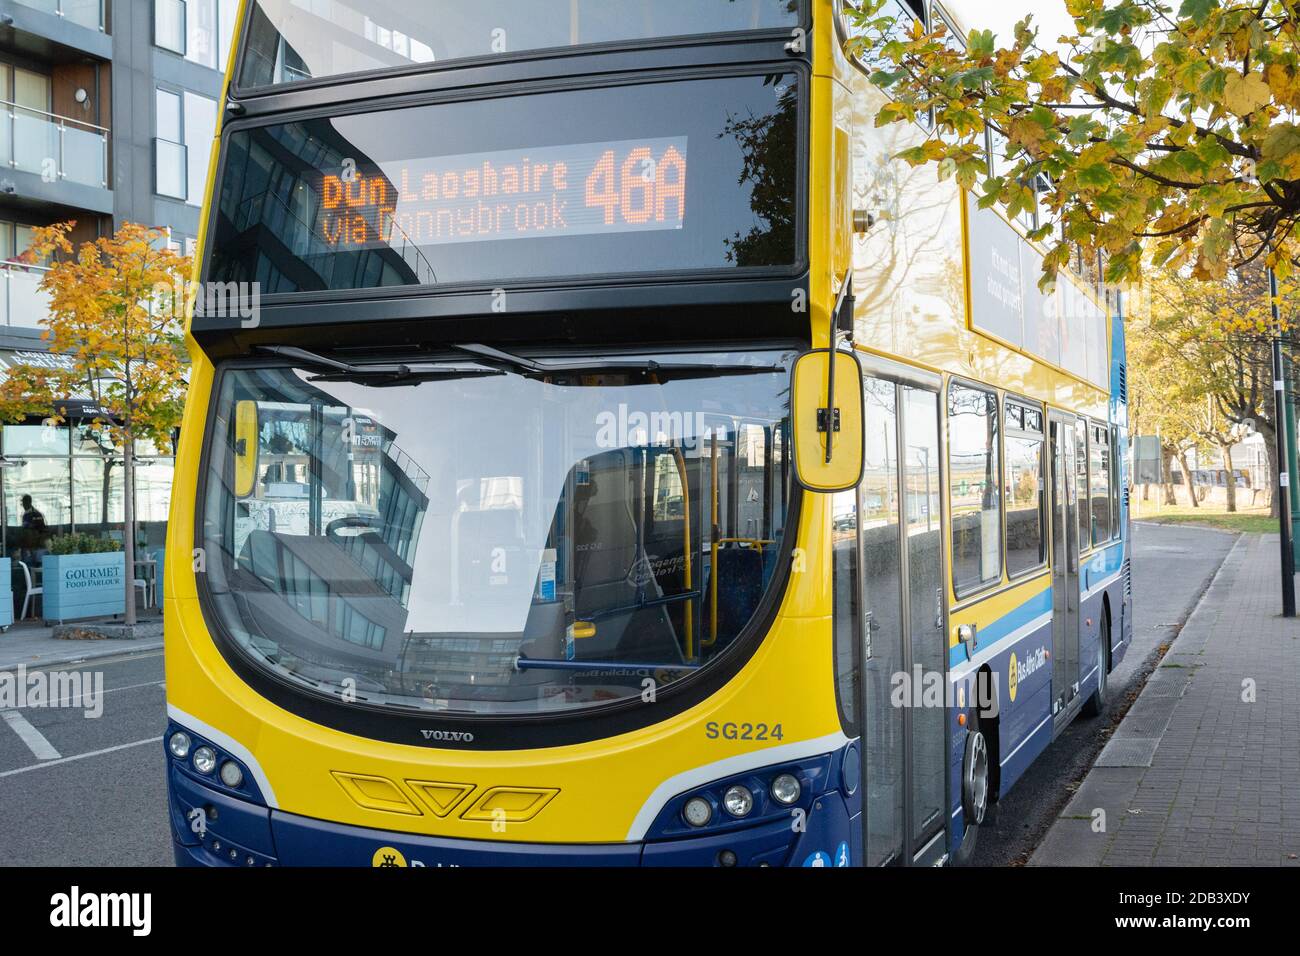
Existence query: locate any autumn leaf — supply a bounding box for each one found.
[1222,71,1271,116]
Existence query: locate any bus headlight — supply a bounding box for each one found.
[770,773,801,806]
[723,785,754,818]
[682,797,713,827]
[219,761,244,788]
[168,731,191,759]
[193,746,217,775]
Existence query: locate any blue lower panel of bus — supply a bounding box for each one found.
[169,752,856,867]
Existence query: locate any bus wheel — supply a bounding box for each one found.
[953,719,989,865]
[961,722,990,827]
[1082,611,1111,717]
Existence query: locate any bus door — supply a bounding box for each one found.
[856,367,948,867]
[1049,412,1082,725]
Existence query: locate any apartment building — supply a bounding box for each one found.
[0,0,235,567]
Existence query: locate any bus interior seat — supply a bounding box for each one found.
[705,545,764,652]
[572,463,684,666]
[761,532,782,585]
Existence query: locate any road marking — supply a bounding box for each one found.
[47,679,165,709]
[1,710,61,760]
[0,650,164,675]
[0,736,156,779]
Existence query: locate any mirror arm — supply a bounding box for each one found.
[833,270,855,343]
[819,271,856,464]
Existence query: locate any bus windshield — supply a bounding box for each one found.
[240,0,802,89]
[200,347,795,717]
[205,73,799,297]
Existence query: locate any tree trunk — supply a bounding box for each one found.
[101,458,113,527]
[1177,452,1199,508]
[123,439,136,627]
[1259,421,1281,519]
[1162,449,1178,505]
[1221,442,1237,513]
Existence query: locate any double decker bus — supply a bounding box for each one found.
[163,0,1131,868]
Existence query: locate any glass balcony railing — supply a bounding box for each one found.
[10,0,105,32]
[0,101,108,188]
[0,263,54,330]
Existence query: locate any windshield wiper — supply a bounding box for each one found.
[258,345,506,385]
[451,343,787,378]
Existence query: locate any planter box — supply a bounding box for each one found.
[42,552,127,624]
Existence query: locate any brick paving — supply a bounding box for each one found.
[1032,533,1300,866]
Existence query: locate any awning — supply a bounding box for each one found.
[55,398,115,422]
[0,349,113,422]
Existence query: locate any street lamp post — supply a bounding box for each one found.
[1268,268,1296,618]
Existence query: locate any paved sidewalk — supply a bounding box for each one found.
[0,619,162,671]
[1032,533,1300,866]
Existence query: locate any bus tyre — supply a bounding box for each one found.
[1082,613,1110,717]
[953,719,989,865]
[961,723,989,827]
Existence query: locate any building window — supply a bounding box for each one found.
[186,0,218,69]
[154,88,186,200]
[156,0,187,55]
[948,381,1001,595]
[155,89,215,206]
[183,92,217,206]
[1005,400,1046,577]
[219,0,239,70]
[1090,423,1112,544]
[156,0,238,70]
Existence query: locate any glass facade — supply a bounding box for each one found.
[0,421,176,562]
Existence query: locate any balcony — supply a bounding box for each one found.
[0,262,53,330]
[1,101,108,189]
[9,0,104,33]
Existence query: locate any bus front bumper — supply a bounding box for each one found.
[169,764,854,868]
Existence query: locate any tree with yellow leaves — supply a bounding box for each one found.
[848,0,1300,284]
[0,222,190,627]
[1129,264,1296,514]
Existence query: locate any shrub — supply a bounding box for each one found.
[47,533,123,555]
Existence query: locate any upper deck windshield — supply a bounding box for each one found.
[205,73,800,297]
[239,0,801,90]
[200,347,795,718]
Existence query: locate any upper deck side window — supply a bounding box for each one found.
[237,0,802,92]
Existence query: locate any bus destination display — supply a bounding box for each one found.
[317,137,688,249]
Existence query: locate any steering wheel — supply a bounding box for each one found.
[325,515,379,538]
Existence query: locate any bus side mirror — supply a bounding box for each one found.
[791,349,864,493]
[233,400,259,499]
